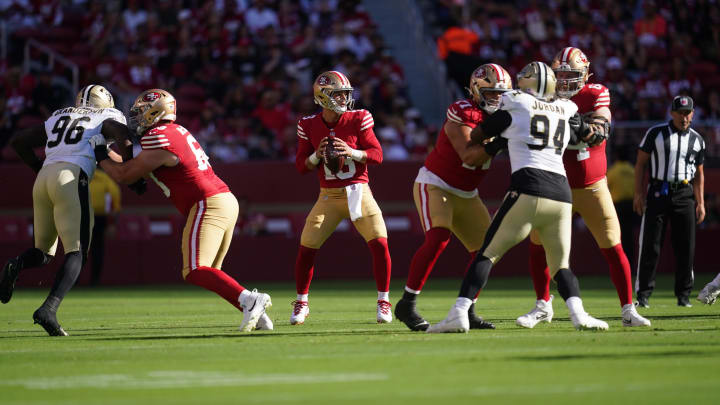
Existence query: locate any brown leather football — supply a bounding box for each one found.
[324,137,343,174]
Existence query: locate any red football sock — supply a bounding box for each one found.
[463,251,482,299]
[601,244,633,307]
[368,237,391,292]
[185,266,246,310]
[406,227,451,292]
[529,242,551,301]
[295,245,317,295]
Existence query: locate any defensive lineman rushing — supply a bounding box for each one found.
[90,89,272,332]
[394,64,510,331]
[292,71,392,325]
[0,85,134,336]
[428,61,609,333]
[516,47,650,328]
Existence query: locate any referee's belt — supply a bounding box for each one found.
[650,179,690,191]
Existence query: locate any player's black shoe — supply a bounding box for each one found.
[468,303,495,329]
[0,257,20,304]
[33,307,68,337]
[395,298,429,331]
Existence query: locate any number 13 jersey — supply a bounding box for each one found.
[43,106,126,178]
[140,123,229,216]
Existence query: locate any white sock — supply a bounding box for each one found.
[297,294,308,302]
[455,297,473,312]
[378,291,389,301]
[239,289,252,306]
[565,296,586,317]
[711,273,720,287]
[404,286,420,294]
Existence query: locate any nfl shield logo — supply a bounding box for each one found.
[681,98,688,106]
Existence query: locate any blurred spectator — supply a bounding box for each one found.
[88,169,121,286]
[607,147,640,268]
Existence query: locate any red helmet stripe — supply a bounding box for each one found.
[329,71,349,87]
[562,47,576,63]
[490,64,504,82]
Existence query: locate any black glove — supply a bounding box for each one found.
[483,136,508,156]
[128,178,147,195]
[93,145,109,163]
[568,113,591,145]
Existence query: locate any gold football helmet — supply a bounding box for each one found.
[313,71,354,114]
[517,61,556,101]
[551,47,591,98]
[76,84,114,108]
[468,63,512,113]
[129,89,177,135]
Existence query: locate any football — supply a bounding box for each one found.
[324,137,343,174]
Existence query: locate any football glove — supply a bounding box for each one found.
[483,136,508,156]
[128,178,147,195]
[582,115,610,147]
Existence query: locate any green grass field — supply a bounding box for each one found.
[1,275,719,404]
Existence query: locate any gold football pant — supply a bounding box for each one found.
[413,182,491,252]
[32,162,93,257]
[300,183,387,249]
[530,177,621,248]
[181,192,239,278]
[483,192,572,275]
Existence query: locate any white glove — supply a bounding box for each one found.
[89,134,107,149]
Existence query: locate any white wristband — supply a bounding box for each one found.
[308,153,321,166]
[350,148,364,161]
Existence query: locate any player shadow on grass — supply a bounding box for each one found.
[85,329,405,341]
[514,348,719,362]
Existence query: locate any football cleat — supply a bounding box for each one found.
[622,304,651,327]
[677,297,692,307]
[255,312,274,331]
[468,303,495,329]
[377,300,393,323]
[570,312,609,331]
[394,298,429,331]
[0,257,21,304]
[32,307,68,336]
[697,283,720,305]
[290,300,309,325]
[238,289,272,332]
[516,295,554,328]
[426,306,469,333]
[634,296,650,308]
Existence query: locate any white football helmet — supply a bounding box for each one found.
[76,84,114,109]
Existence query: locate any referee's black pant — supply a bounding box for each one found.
[636,181,695,301]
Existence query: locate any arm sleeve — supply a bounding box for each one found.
[357,111,383,164]
[638,128,655,153]
[696,138,706,166]
[480,110,512,139]
[294,121,315,174]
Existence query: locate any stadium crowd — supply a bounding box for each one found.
[1,0,720,164]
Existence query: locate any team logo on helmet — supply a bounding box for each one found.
[474,68,488,80]
[143,92,161,102]
[317,76,330,86]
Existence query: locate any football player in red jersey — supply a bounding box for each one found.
[291,71,392,325]
[394,64,511,331]
[89,89,273,332]
[516,47,651,328]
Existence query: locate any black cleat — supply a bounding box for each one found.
[468,303,495,329]
[394,298,429,331]
[33,307,68,336]
[0,257,20,304]
[677,297,692,307]
[635,296,650,308]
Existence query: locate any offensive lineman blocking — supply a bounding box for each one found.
[428,62,608,333]
[91,89,272,332]
[394,64,510,331]
[516,47,650,328]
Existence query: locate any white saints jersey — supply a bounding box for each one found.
[499,91,578,176]
[43,106,126,178]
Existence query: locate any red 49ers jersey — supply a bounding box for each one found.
[563,83,611,188]
[140,123,230,216]
[295,109,383,188]
[424,99,489,192]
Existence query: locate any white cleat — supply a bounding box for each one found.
[697,283,720,305]
[516,295,554,328]
[377,300,393,323]
[622,304,651,327]
[290,300,309,325]
[426,306,469,333]
[239,289,272,332]
[255,312,274,330]
[571,312,609,331]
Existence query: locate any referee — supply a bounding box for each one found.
[633,95,706,308]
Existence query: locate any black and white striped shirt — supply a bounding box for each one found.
[639,121,705,182]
